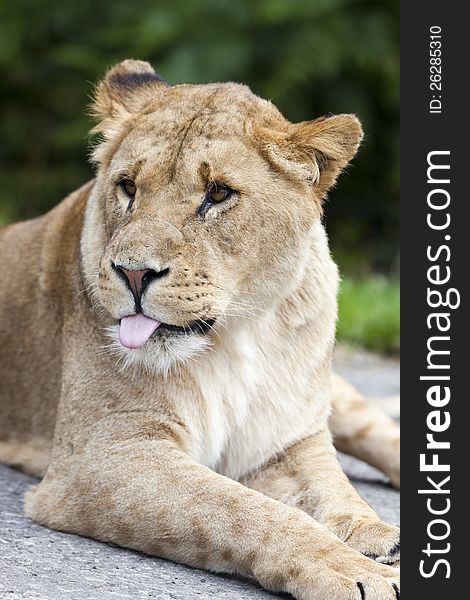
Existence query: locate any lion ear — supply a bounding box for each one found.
[91,59,168,132]
[255,114,363,199]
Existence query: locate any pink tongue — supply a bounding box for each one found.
[119,315,161,349]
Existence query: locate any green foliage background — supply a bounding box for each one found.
[0,0,399,350]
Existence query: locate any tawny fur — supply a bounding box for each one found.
[0,60,400,600]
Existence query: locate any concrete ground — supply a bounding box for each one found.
[0,346,400,600]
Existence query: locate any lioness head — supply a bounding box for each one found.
[81,60,362,374]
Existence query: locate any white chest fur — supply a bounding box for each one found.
[184,317,332,481]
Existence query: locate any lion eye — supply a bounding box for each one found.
[198,182,236,217]
[208,183,232,203]
[119,179,136,198]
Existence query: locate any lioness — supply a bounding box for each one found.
[0,60,400,599]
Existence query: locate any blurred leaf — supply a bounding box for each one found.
[338,276,400,353]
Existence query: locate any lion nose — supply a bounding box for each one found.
[113,264,170,311]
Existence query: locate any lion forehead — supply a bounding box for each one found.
[120,83,280,150]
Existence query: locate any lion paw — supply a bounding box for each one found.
[344,519,400,566]
[282,544,400,600]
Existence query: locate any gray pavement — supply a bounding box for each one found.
[0,347,400,600]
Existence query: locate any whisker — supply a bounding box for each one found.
[199,319,222,343]
[222,302,276,325]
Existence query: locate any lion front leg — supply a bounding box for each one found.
[243,428,400,567]
[25,429,399,600]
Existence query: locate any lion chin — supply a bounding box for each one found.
[104,324,212,376]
